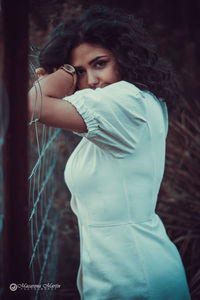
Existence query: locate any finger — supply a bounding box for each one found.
[35,67,47,76]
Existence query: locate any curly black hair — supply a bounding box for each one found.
[39,5,183,112]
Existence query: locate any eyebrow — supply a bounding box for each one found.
[74,55,109,69]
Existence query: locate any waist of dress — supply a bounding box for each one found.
[78,215,160,228]
[91,220,154,227]
[70,195,160,227]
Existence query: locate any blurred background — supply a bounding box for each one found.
[0,0,200,299]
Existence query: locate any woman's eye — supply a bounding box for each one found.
[95,60,108,68]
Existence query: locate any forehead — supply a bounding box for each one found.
[70,43,113,66]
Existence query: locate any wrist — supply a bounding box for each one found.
[59,64,77,87]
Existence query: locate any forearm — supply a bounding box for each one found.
[28,68,76,121]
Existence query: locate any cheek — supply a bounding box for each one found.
[76,76,86,90]
[113,64,121,81]
[113,69,121,81]
[107,67,120,83]
[106,63,121,82]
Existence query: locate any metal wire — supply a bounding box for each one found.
[28,47,61,300]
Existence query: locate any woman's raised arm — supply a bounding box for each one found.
[28,69,87,132]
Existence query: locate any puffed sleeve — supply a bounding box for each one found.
[63,81,148,158]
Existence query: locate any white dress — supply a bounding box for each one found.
[63,81,191,300]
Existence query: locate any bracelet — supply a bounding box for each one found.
[59,64,77,86]
[59,64,76,74]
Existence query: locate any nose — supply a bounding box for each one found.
[87,70,99,89]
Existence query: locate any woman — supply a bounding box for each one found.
[28,5,191,300]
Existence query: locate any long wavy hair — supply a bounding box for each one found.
[39,5,183,112]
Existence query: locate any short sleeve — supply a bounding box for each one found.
[63,81,147,158]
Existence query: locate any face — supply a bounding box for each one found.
[70,43,121,90]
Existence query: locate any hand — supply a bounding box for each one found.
[30,66,76,100]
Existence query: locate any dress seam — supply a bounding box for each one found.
[87,217,155,228]
[119,159,131,222]
[145,108,156,208]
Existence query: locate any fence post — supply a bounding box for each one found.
[1,0,30,299]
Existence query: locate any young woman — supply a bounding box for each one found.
[28,6,191,300]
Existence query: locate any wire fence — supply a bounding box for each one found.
[27,49,61,300]
[0,49,62,300]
